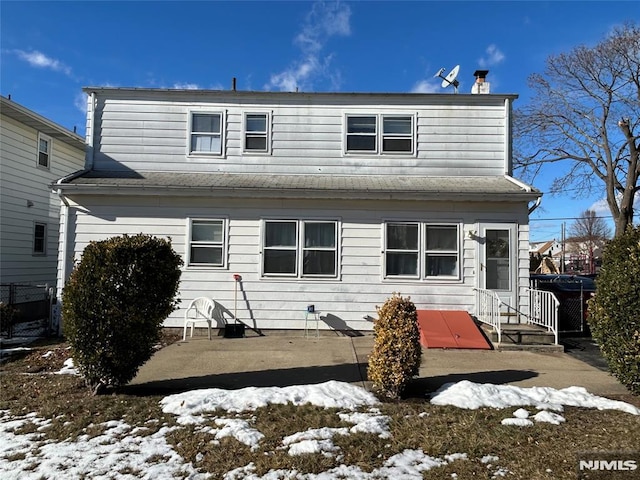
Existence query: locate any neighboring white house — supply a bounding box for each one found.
[529,239,562,258]
[0,96,85,289]
[54,82,541,332]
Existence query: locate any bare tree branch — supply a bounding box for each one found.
[514,22,640,237]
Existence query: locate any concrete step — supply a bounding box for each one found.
[480,323,563,352]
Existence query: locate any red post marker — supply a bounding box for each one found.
[233,274,242,281]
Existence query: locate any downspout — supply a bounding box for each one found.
[504,97,513,175]
[85,91,96,170]
[528,197,542,214]
[55,183,70,337]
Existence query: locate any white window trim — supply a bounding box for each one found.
[186,217,228,268]
[37,133,51,169]
[187,110,226,157]
[382,221,461,281]
[243,111,272,154]
[344,113,416,156]
[33,222,47,256]
[261,218,340,279]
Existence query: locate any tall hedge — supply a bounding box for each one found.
[368,293,422,399]
[62,234,183,394]
[587,226,640,395]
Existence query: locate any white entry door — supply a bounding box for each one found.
[478,223,517,310]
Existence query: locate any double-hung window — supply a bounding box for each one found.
[37,133,51,168]
[263,220,338,278]
[346,116,377,152]
[190,112,223,155]
[382,116,413,153]
[188,219,226,267]
[384,222,460,279]
[345,114,414,154]
[424,225,459,277]
[244,113,270,152]
[33,222,47,255]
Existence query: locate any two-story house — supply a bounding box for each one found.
[54,82,541,333]
[1,96,85,289]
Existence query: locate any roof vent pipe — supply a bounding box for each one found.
[232,77,237,91]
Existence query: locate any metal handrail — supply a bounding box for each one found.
[473,287,502,344]
[526,287,559,345]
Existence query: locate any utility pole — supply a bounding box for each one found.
[561,222,566,273]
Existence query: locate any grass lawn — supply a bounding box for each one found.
[1,336,639,479]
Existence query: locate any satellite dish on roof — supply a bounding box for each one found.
[434,65,460,93]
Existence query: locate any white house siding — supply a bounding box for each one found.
[0,114,84,288]
[90,92,508,177]
[60,194,530,331]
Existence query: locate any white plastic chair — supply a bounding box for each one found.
[183,297,215,341]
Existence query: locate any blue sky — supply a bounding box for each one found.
[1,1,638,241]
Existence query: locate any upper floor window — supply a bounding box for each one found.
[346,116,377,152]
[188,218,226,267]
[37,133,51,168]
[190,112,223,155]
[33,222,47,255]
[384,222,460,279]
[345,114,414,155]
[244,113,270,153]
[262,220,338,278]
[382,116,413,153]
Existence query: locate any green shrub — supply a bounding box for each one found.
[62,234,183,394]
[587,226,640,395]
[367,293,422,399]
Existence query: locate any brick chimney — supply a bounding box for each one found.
[471,70,490,94]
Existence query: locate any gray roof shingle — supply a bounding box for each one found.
[58,170,541,201]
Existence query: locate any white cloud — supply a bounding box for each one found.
[172,83,200,90]
[74,92,87,115]
[478,44,505,68]
[13,49,73,76]
[589,192,640,216]
[266,1,351,92]
[411,79,441,94]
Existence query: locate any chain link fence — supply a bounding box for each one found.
[529,276,594,334]
[0,283,53,339]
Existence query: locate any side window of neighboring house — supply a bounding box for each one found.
[384,222,460,279]
[345,114,414,155]
[33,222,47,255]
[189,112,224,155]
[37,133,51,168]
[262,220,338,278]
[188,218,227,267]
[244,112,270,153]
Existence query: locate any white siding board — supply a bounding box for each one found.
[89,92,510,176]
[60,194,529,330]
[1,112,84,288]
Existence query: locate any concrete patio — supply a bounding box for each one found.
[127,332,631,398]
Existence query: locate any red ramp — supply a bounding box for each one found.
[417,310,491,349]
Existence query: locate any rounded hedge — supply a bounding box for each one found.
[62,234,183,393]
[587,226,640,395]
[367,293,422,399]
